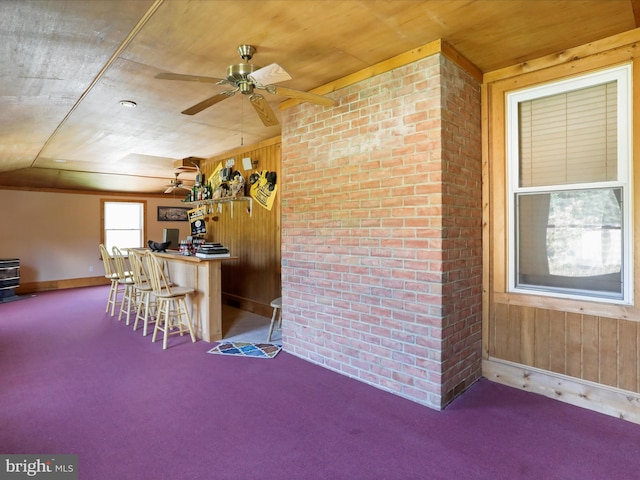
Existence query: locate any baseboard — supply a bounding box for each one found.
[16,279,274,318]
[483,358,640,424]
[17,276,110,294]
[222,293,272,318]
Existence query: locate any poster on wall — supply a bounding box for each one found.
[157,206,189,222]
[207,162,224,192]
[249,170,277,211]
[188,207,207,236]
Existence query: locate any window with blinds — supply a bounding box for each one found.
[507,65,631,303]
[518,82,617,187]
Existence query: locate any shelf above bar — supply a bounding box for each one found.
[183,196,253,218]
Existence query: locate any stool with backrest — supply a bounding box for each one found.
[268,296,282,342]
[112,246,136,325]
[127,249,156,336]
[99,244,120,316]
[146,251,197,350]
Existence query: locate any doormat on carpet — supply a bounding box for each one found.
[207,341,282,359]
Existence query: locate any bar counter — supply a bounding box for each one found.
[153,251,236,342]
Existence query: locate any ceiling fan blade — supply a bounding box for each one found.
[181,90,236,115]
[164,185,175,194]
[155,72,225,84]
[268,85,334,106]
[249,63,292,86]
[249,94,279,126]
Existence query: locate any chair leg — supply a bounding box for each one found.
[118,284,134,324]
[268,306,280,342]
[152,299,167,347]
[152,297,195,349]
[106,280,117,314]
[141,293,156,337]
[162,301,171,350]
[133,291,147,332]
[179,298,197,343]
[110,281,122,317]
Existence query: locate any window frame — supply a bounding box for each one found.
[100,199,147,254]
[506,64,633,304]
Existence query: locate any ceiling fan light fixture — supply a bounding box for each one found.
[119,100,137,108]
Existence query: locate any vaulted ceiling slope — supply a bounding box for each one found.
[0,0,637,194]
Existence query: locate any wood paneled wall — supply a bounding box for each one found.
[199,136,281,316]
[489,303,639,392]
[484,30,640,404]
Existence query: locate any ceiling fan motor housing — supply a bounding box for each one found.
[227,63,259,94]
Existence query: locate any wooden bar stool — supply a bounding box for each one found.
[112,246,136,325]
[99,244,120,316]
[268,297,282,342]
[146,252,197,350]
[127,249,156,336]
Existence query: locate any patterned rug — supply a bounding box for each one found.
[207,341,282,359]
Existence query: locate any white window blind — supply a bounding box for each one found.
[518,81,617,187]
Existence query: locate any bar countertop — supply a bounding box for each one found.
[153,250,238,263]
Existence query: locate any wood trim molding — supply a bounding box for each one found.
[631,0,640,28]
[483,358,640,424]
[17,276,110,294]
[279,38,482,110]
[492,292,640,322]
[222,292,273,318]
[484,27,640,84]
[0,185,168,198]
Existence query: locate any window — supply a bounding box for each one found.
[101,200,146,252]
[507,65,632,303]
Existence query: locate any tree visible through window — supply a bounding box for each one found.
[546,189,621,278]
[101,200,145,252]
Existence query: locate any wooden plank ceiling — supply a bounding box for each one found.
[0,0,637,194]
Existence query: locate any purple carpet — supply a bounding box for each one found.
[1,286,639,479]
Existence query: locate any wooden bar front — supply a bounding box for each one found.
[154,251,234,343]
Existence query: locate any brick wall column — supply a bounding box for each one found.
[280,53,482,409]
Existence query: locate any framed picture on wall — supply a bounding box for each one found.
[157,206,190,222]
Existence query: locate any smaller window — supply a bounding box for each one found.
[101,200,146,252]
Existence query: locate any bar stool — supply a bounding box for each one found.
[146,251,197,350]
[112,246,136,325]
[127,249,156,336]
[268,296,282,342]
[99,244,120,315]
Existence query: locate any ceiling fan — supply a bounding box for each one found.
[164,172,190,194]
[155,45,334,126]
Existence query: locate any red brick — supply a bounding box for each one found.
[281,53,481,410]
